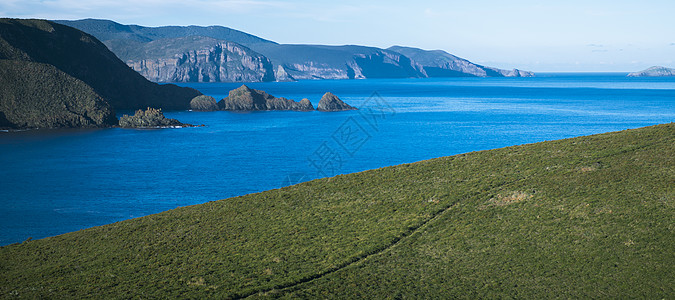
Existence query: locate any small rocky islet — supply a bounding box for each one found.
[119,108,196,128]
[190,85,357,112]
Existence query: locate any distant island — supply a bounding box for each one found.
[55,19,534,83]
[627,66,675,77]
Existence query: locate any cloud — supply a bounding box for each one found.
[587,44,604,47]
[0,0,290,25]
[670,43,675,46]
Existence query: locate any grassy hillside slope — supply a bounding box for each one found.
[1,124,673,298]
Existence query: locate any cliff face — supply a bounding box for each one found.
[251,44,426,80]
[627,66,675,77]
[113,36,275,83]
[352,50,426,79]
[280,62,353,80]
[0,18,201,110]
[388,46,534,77]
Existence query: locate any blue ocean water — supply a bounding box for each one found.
[1,74,673,245]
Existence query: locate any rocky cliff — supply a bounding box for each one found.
[218,85,314,111]
[250,44,426,80]
[387,46,534,77]
[111,36,275,83]
[0,18,201,111]
[627,66,675,77]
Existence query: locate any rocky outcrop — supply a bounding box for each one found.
[388,46,534,77]
[266,97,314,111]
[121,36,275,83]
[218,85,314,111]
[189,95,219,111]
[274,65,295,82]
[627,66,675,77]
[0,59,117,129]
[352,50,427,79]
[317,92,357,112]
[0,18,201,111]
[279,62,353,80]
[119,107,191,128]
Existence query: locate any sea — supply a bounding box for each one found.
[1,73,673,245]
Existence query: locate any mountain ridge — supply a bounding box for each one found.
[54,19,534,82]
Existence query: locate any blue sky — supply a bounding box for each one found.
[2,0,673,72]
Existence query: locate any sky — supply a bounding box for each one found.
[2,0,674,72]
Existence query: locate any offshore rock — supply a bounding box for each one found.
[190,95,219,111]
[218,85,314,111]
[317,92,357,112]
[119,107,191,128]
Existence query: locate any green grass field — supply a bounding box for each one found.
[1,123,673,298]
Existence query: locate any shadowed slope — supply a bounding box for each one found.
[0,18,200,110]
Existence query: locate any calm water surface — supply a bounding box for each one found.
[1,74,673,245]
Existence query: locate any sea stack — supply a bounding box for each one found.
[218,85,314,111]
[317,92,357,112]
[189,95,219,111]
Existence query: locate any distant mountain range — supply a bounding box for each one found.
[55,19,534,83]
